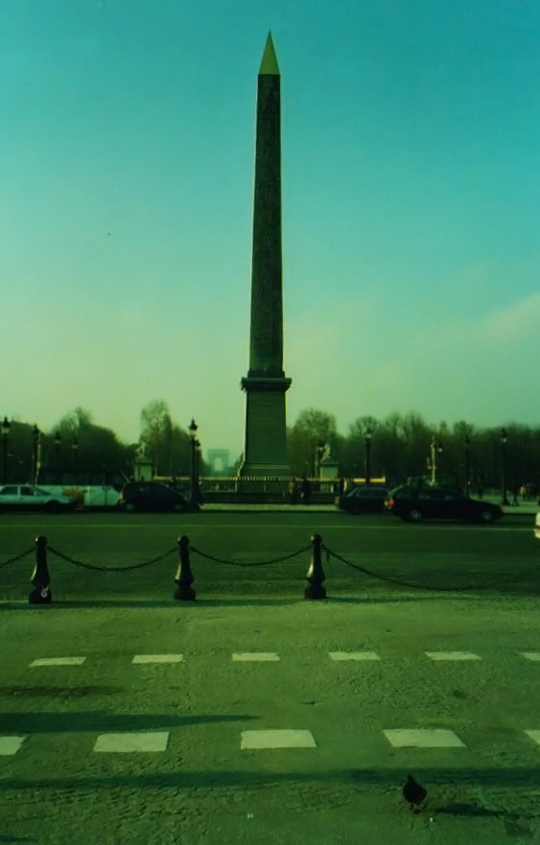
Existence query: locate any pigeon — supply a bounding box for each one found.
[402,774,427,812]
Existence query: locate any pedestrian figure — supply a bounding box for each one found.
[288,477,299,505]
[511,483,520,506]
[300,476,312,505]
[477,484,483,500]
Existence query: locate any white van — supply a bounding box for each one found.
[38,485,121,508]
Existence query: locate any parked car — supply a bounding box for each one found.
[334,485,390,514]
[117,481,189,513]
[0,484,78,513]
[385,485,503,523]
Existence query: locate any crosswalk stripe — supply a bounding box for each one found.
[0,736,26,755]
[383,729,466,748]
[425,652,481,660]
[93,732,169,753]
[241,730,316,749]
[232,653,280,661]
[29,657,86,667]
[132,654,184,663]
[329,652,381,660]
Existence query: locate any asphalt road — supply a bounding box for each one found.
[1,512,540,844]
[0,511,538,603]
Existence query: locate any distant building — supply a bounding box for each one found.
[206,449,230,474]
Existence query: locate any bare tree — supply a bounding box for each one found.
[140,400,173,475]
[288,408,337,475]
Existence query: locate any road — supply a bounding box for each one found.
[1,513,539,843]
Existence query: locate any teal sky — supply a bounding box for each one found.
[1,0,539,458]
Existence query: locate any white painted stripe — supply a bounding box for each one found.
[232,653,280,661]
[521,653,540,661]
[132,654,184,664]
[0,736,26,755]
[241,730,316,749]
[94,732,169,753]
[383,729,466,748]
[29,657,86,667]
[525,730,540,745]
[425,652,481,661]
[329,651,381,661]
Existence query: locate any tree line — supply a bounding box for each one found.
[1,402,538,490]
[0,401,209,482]
[284,409,539,491]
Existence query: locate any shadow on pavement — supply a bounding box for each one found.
[0,593,484,610]
[0,711,258,734]
[3,765,540,797]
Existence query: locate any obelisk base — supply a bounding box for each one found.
[239,376,291,478]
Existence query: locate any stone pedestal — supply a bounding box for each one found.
[320,457,339,492]
[133,458,153,482]
[239,376,291,477]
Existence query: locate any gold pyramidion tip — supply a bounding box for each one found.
[259,32,280,76]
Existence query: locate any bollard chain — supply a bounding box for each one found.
[47,545,178,572]
[0,548,34,569]
[322,544,538,592]
[189,545,311,568]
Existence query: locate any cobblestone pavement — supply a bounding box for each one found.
[2,598,540,844]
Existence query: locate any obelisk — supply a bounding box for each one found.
[239,33,292,478]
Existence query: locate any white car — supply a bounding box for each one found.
[0,485,78,513]
[535,513,540,540]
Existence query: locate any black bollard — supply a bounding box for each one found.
[174,535,196,601]
[305,533,327,600]
[29,535,52,604]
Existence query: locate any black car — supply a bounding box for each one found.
[118,482,189,513]
[335,485,390,514]
[385,485,503,523]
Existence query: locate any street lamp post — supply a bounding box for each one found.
[364,429,372,485]
[54,432,61,482]
[1,417,10,484]
[31,425,40,485]
[195,439,202,501]
[188,419,200,511]
[500,428,509,505]
[464,436,470,497]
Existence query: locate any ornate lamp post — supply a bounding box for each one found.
[195,438,202,501]
[188,419,200,510]
[364,429,372,484]
[1,417,10,484]
[31,425,41,485]
[500,428,509,505]
[54,432,61,482]
[464,436,470,497]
